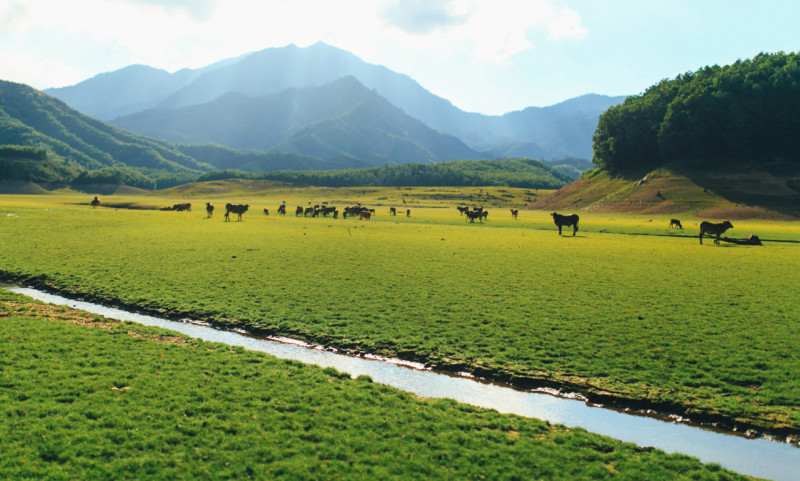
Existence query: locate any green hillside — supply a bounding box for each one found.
[535,52,800,219]
[593,52,800,173]
[0,80,213,188]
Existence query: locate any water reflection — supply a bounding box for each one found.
[7,287,799,481]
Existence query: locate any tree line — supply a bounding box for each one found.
[593,52,800,173]
[0,145,196,189]
[196,158,573,189]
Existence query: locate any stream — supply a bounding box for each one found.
[6,286,799,481]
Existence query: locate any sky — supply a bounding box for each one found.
[2,0,800,115]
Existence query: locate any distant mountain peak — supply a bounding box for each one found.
[44,43,627,161]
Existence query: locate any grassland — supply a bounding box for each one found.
[0,289,751,480]
[1,189,799,441]
[532,167,800,220]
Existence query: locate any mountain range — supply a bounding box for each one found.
[46,42,626,164]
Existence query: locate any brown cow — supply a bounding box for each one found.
[90,196,100,208]
[699,221,733,245]
[511,208,519,219]
[359,211,371,220]
[669,219,682,229]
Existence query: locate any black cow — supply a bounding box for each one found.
[206,202,214,218]
[90,196,100,208]
[699,221,733,245]
[669,219,683,229]
[278,204,286,215]
[224,203,249,222]
[390,207,397,216]
[551,212,579,236]
[172,203,191,212]
[263,208,269,216]
[465,210,484,223]
[511,208,519,219]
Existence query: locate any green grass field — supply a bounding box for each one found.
[0,289,749,480]
[1,190,799,439]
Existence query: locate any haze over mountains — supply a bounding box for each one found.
[46,43,626,166]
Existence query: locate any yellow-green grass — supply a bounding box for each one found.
[120,180,551,210]
[0,290,746,480]
[1,194,799,437]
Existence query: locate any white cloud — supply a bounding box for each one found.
[0,0,588,112]
[546,6,588,40]
[379,0,471,34]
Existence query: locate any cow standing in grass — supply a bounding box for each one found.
[669,219,682,229]
[224,203,249,222]
[205,203,214,218]
[90,196,100,208]
[699,221,733,245]
[551,213,579,236]
[511,208,519,219]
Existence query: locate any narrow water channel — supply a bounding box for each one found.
[7,287,799,481]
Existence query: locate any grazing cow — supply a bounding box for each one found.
[359,211,371,220]
[277,204,286,215]
[205,202,214,218]
[406,209,410,217]
[390,207,397,216]
[263,208,269,216]
[511,208,519,219]
[224,203,249,222]
[172,203,191,212]
[320,206,336,217]
[465,210,483,223]
[669,219,683,229]
[90,196,100,208]
[551,213,579,236]
[457,205,469,215]
[699,220,733,245]
[296,206,303,216]
[304,207,315,217]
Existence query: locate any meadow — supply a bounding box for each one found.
[0,288,748,480]
[1,189,799,440]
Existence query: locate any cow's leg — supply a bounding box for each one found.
[573,224,578,236]
[699,230,704,244]
[558,225,562,235]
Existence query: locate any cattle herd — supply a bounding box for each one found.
[91,196,745,244]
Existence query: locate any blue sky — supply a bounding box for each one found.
[2,0,799,114]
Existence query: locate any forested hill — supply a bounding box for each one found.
[593,52,800,174]
[0,80,211,177]
[196,159,573,189]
